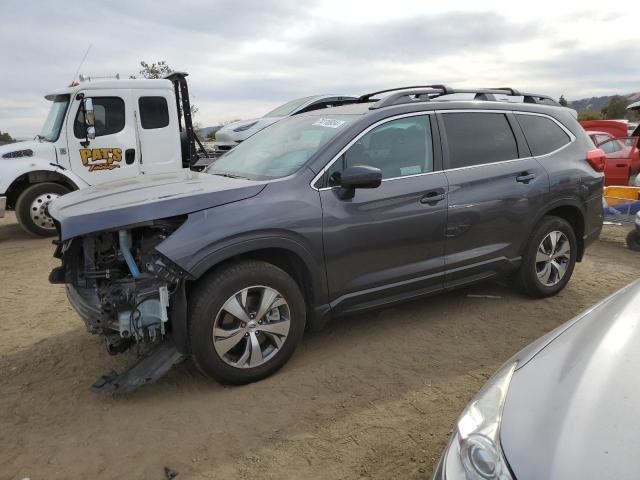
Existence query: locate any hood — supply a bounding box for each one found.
[0,139,56,161]
[500,279,640,480]
[215,117,280,143]
[49,169,266,240]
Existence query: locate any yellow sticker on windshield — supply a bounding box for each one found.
[79,148,123,172]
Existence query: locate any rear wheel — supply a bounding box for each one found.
[627,230,640,251]
[189,260,306,384]
[15,182,70,237]
[517,216,577,298]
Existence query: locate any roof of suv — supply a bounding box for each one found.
[297,86,576,120]
[300,98,574,118]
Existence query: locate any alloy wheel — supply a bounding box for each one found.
[213,286,291,369]
[535,231,571,287]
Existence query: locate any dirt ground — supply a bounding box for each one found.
[0,212,638,480]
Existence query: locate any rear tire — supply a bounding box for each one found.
[15,182,70,237]
[189,260,306,384]
[517,216,577,298]
[627,230,640,252]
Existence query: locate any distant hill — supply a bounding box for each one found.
[569,92,640,113]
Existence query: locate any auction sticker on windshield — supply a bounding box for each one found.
[313,118,346,128]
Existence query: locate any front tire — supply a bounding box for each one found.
[517,216,577,298]
[189,260,306,384]
[15,182,70,237]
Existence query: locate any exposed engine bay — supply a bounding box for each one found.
[50,217,189,393]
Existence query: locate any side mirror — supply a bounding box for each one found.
[83,98,96,140]
[337,165,382,200]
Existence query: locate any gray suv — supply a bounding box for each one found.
[49,86,604,391]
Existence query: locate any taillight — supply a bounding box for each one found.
[586,148,606,172]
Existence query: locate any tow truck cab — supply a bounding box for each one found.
[0,72,210,236]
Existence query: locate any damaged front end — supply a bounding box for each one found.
[49,216,190,394]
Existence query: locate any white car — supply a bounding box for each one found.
[214,94,355,153]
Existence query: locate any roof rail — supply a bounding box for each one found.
[358,85,454,103]
[369,88,447,109]
[365,86,562,109]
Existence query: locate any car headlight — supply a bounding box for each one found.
[435,362,516,480]
[233,121,258,132]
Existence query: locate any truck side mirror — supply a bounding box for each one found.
[83,98,96,140]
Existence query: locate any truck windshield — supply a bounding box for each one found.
[206,114,358,180]
[40,95,70,142]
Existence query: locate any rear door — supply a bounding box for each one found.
[438,111,549,287]
[66,90,140,185]
[132,91,183,174]
[319,113,449,314]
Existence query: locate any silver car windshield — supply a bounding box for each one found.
[262,96,316,118]
[206,114,358,180]
[40,95,70,142]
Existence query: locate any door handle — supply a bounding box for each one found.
[125,148,136,165]
[616,163,627,168]
[420,190,446,204]
[516,172,536,183]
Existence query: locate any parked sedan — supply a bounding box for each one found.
[433,279,640,480]
[213,94,356,152]
[585,130,639,185]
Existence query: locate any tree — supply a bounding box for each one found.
[0,131,15,144]
[601,96,628,119]
[558,95,568,107]
[578,111,604,121]
[206,130,217,141]
[138,60,198,121]
[139,60,172,79]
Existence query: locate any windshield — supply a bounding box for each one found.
[206,114,358,180]
[262,96,316,118]
[40,95,70,141]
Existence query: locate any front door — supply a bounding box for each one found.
[320,113,448,314]
[66,90,140,185]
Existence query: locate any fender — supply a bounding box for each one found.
[1,160,88,195]
[527,195,590,258]
[187,234,329,307]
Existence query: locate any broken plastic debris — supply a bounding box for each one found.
[164,467,178,479]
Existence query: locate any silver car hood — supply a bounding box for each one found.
[501,280,640,479]
[49,169,266,240]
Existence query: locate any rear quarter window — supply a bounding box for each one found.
[516,114,571,156]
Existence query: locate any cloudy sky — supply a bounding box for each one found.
[0,0,637,137]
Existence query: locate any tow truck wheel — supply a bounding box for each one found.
[15,182,69,237]
[189,260,306,384]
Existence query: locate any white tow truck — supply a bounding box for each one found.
[0,72,213,236]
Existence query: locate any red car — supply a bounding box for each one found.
[581,120,640,186]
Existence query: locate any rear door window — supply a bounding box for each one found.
[139,96,170,129]
[516,114,571,156]
[441,112,518,169]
